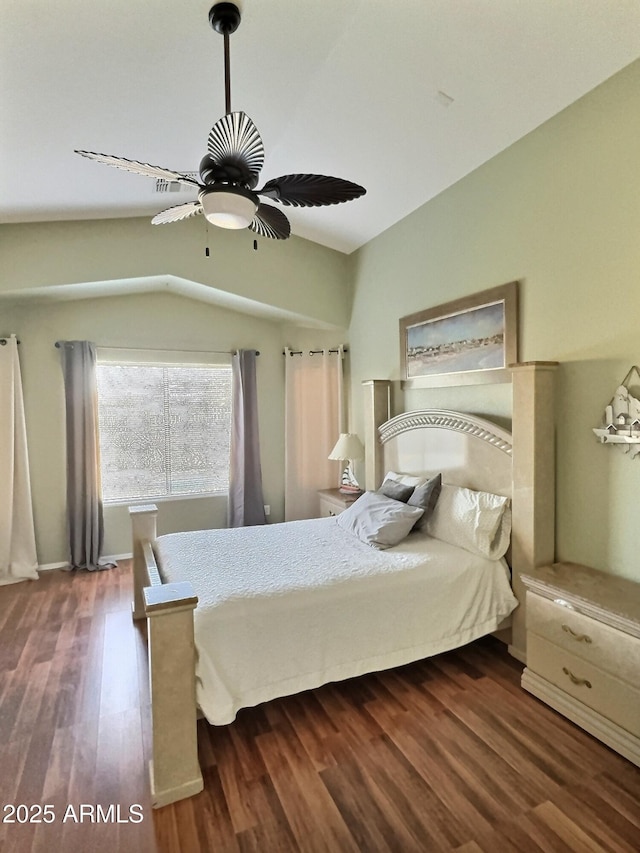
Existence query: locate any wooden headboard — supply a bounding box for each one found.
[363,363,558,662]
[379,409,512,498]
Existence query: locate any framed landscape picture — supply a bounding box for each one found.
[400,281,518,388]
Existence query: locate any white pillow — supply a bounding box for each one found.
[491,505,512,560]
[383,470,428,488]
[336,491,424,550]
[425,484,511,560]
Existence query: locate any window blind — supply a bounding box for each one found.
[96,363,232,503]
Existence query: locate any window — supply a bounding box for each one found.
[96,358,232,504]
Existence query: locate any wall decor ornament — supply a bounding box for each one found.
[593,365,640,459]
[399,281,518,388]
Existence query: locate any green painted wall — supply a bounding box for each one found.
[1,293,289,563]
[1,215,351,328]
[348,59,640,582]
[1,210,349,565]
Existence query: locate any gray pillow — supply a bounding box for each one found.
[377,478,414,503]
[336,491,424,549]
[407,474,442,529]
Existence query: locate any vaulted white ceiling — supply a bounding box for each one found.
[3,1,640,253]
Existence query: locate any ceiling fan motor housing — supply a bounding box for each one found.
[199,152,258,188]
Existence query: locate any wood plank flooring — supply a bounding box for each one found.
[1,562,639,852]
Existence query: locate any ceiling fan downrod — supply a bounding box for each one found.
[209,2,242,115]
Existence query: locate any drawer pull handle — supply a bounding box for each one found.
[562,624,592,643]
[562,666,592,688]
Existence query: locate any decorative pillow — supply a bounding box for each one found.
[377,478,415,503]
[407,473,442,529]
[425,484,511,560]
[383,470,428,488]
[336,491,424,550]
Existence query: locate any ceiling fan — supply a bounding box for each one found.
[75,2,366,240]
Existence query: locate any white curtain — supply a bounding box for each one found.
[284,347,345,521]
[0,335,38,585]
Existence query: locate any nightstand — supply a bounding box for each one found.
[521,562,640,767]
[317,488,360,517]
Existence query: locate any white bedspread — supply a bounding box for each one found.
[155,517,518,724]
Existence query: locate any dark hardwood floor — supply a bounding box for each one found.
[1,562,638,852]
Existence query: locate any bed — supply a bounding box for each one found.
[131,364,557,807]
[156,520,517,727]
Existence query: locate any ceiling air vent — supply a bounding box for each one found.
[154,173,198,193]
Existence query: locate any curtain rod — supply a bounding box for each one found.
[0,338,20,345]
[54,342,259,356]
[284,347,348,356]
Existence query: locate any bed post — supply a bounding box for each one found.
[363,379,391,490]
[510,362,558,663]
[144,582,204,808]
[130,504,158,620]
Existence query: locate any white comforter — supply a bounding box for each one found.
[155,517,518,724]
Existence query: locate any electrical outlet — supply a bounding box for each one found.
[264,504,271,516]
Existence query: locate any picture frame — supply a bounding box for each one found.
[400,281,518,388]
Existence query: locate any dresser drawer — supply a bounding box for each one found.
[527,593,640,688]
[527,633,640,737]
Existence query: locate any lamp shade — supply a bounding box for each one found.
[328,433,364,461]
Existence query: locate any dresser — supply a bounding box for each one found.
[521,562,640,767]
[317,488,360,517]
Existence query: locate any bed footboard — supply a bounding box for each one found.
[131,505,159,620]
[130,505,203,808]
[144,581,203,807]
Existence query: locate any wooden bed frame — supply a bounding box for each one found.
[131,362,557,808]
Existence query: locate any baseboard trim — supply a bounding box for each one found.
[38,553,132,572]
[103,552,133,563]
[38,562,69,572]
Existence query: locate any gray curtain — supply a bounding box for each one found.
[227,349,267,527]
[58,341,112,570]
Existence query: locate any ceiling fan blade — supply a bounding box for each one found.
[249,203,291,240]
[74,150,201,188]
[151,201,203,225]
[206,112,264,186]
[256,174,366,208]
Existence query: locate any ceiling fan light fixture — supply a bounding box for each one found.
[199,186,257,229]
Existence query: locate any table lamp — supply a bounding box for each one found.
[328,433,365,494]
